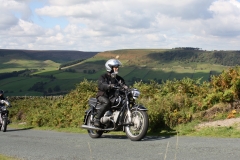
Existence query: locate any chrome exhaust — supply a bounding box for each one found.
[81,125,102,130]
[81,125,115,131]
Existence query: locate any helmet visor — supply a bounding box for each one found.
[112,65,119,68]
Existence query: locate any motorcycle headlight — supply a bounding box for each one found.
[131,89,140,99]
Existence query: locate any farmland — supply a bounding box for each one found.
[0,48,238,96]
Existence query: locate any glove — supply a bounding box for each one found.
[108,84,115,89]
[123,85,128,89]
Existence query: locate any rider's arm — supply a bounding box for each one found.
[117,76,128,89]
[98,75,110,91]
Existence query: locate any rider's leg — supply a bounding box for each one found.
[94,96,110,127]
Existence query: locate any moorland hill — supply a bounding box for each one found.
[1,48,240,96]
[0,49,99,62]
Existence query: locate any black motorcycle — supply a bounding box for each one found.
[0,100,11,132]
[81,76,149,141]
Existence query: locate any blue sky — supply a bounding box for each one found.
[29,1,68,28]
[1,0,240,51]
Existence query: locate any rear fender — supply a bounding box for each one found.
[83,108,92,125]
[131,104,148,111]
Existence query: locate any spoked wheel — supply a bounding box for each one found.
[2,118,7,132]
[86,116,104,138]
[125,110,149,141]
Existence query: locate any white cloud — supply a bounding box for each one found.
[1,0,240,51]
[198,0,240,38]
[0,14,18,29]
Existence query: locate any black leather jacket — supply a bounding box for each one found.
[96,72,126,98]
[0,95,5,100]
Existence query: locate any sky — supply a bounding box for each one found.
[1,0,240,52]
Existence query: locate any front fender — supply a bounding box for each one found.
[131,104,148,111]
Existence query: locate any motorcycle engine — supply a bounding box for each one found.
[100,111,112,124]
[100,110,120,124]
[112,111,120,123]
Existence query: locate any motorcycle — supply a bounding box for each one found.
[0,100,11,132]
[81,74,149,141]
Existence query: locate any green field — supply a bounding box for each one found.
[0,65,228,96]
[0,59,60,73]
[1,49,235,96]
[0,77,51,96]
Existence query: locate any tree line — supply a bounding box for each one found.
[148,50,240,66]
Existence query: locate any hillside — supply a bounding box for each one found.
[1,48,240,96]
[94,49,240,66]
[0,49,99,62]
[0,49,99,73]
[68,49,240,83]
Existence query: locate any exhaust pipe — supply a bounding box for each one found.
[81,125,102,130]
[81,125,115,131]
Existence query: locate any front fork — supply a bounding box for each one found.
[127,109,132,123]
[126,100,133,123]
[121,101,133,126]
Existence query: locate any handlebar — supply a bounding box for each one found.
[112,86,120,89]
[0,100,11,107]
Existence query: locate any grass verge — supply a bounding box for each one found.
[0,154,20,160]
[186,125,240,138]
[175,120,240,138]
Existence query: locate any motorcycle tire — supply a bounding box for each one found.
[87,115,104,138]
[2,118,7,132]
[125,110,149,141]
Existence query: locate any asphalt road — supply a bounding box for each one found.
[0,127,240,160]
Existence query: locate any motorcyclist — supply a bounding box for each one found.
[94,59,127,127]
[0,90,10,124]
[0,90,6,104]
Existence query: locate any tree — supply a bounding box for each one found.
[53,85,61,92]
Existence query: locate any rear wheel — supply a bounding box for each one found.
[125,110,149,141]
[87,115,104,138]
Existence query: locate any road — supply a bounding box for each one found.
[0,127,240,160]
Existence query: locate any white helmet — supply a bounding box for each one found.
[105,59,122,72]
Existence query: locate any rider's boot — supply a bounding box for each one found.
[94,106,105,127]
[94,118,100,127]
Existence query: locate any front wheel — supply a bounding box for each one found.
[2,118,7,132]
[86,115,104,138]
[125,110,149,141]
